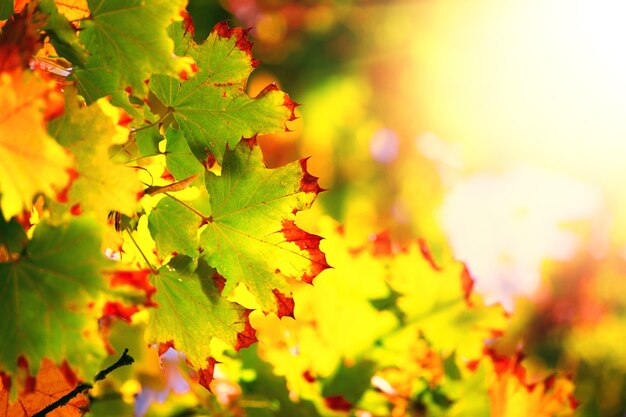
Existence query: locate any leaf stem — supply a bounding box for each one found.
[164,192,209,221]
[131,107,173,134]
[68,16,91,24]
[32,383,93,417]
[110,108,173,161]
[124,227,157,273]
[94,348,135,381]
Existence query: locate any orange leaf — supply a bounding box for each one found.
[0,69,72,219]
[0,359,89,417]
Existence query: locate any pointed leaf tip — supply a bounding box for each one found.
[235,310,258,351]
[180,10,195,37]
[212,21,255,61]
[280,220,330,284]
[284,94,300,121]
[418,238,441,271]
[197,357,218,392]
[299,158,325,195]
[273,289,296,318]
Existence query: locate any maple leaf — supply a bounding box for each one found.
[47,92,144,222]
[0,358,89,417]
[150,20,297,165]
[387,242,507,360]
[74,0,191,102]
[199,140,328,313]
[483,350,577,417]
[0,69,71,220]
[163,128,204,181]
[0,218,110,377]
[147,195,203,259]
[146,256,255,386]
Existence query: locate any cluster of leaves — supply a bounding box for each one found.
[0,1,579,416]
[223,220,576,417]
[1,0,323,406]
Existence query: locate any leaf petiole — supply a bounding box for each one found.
[164,192,209,222]
[124,227,157,273]
[131,107,174,134]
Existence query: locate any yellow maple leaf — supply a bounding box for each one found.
[0,70,72,220]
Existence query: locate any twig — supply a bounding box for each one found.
[32,383,93,417]
[131,107,173,134]
[94,348,135,382]
[124,227,157,273]
[32,349,135,417]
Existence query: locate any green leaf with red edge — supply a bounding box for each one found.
[74,0,192,102]
[199,139,328,314]
[146,255,257,387]
[149,19,298,165]
[0,218,110,378]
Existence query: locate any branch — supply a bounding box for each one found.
[94,348,135,382]
[32,349,135,417]
[32,383,93,417]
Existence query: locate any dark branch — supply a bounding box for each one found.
[32,383,93,417]
[32,349,135,416]
[94,348,135,382]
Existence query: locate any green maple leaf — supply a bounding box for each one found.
[74,0,191,102]
[163,128,204,181]
[199,140,328,313]
[0,219,110,377]
[148,195,202,259]
[47,93,144,222]
[150,20,297,165]
[146,256,255,374]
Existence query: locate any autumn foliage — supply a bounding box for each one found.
[0,1,578,416]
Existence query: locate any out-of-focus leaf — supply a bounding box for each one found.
[0,218,110,377]
[0,70,71,220]
[0,358,89,417]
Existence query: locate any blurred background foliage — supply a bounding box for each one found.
[94,0,626,416]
